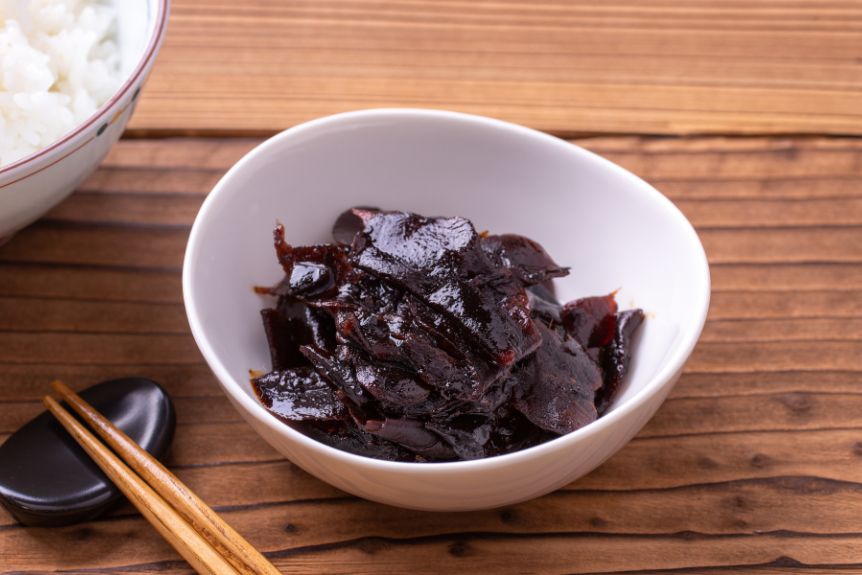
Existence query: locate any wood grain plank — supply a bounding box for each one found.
[164,421,280,469]
[657,178,862,201]
[700,228,862,264]
[0,364,216,401]
[582,429,862,490]
[687,340,862,373]
[3,515,862,574]
[0,264,182,304]
[700,318,862,343]
[0,297,189,335]
[167,2,862,33]
[708,290,862,320]
[675,198,862,228]
[44,192,205,227]
[0,394,240,435]
[672,370,862,398]
[80,166,222,196]
[0,567,850,575]
[598,149,862,181]
[710,263,862,292]
[0,333,200,365]
[0,226,188,270]
[581,135,862,153]
[641,389,862,438]
[100,138,258,169]
[166,479,862,541]
[129,1,862,135]
[253,535,862,575]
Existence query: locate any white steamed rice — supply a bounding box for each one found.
[0,0,121,167]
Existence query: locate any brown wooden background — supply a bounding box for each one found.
[2,1,861,573]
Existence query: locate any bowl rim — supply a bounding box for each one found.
[0,0,171,185]
[183,108,711,475]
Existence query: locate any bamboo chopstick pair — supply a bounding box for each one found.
[44,380,282,575]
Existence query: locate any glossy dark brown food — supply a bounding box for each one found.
[253,208,643,462]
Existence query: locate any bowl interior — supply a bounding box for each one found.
[186,110,709,436]
[117,0,159,76]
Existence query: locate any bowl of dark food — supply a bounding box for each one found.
[184,109,710,511]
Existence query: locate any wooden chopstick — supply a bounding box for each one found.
[47,380,282,575]
[43,396,241,575]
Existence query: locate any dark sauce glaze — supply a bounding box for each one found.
[253,208,643,462]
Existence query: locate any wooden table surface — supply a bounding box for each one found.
[2,1,861,573]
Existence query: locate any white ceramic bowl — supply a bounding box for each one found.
[0,0,169,241]
[184,109,710,511]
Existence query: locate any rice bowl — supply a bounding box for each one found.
[0,0,122,167]
[0,0,168,241]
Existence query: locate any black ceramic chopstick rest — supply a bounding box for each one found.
[0,378,175,526]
